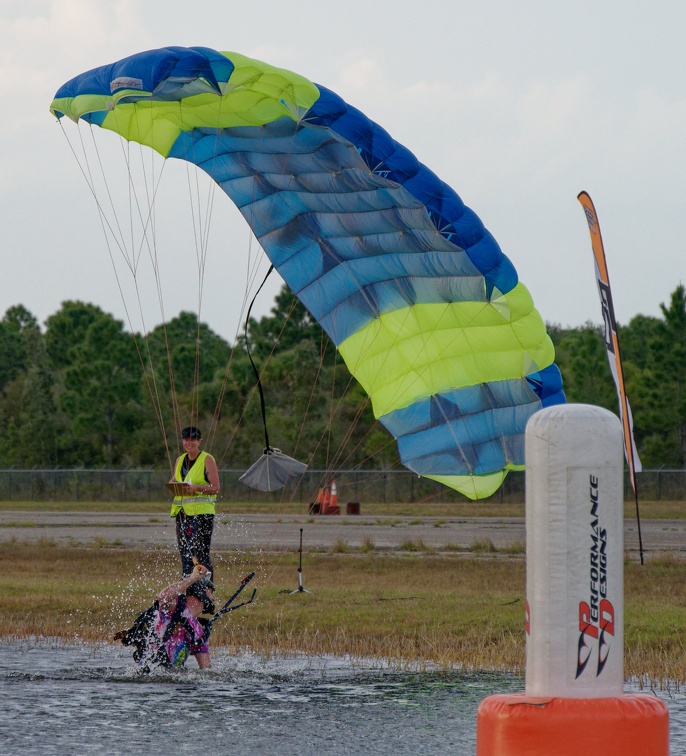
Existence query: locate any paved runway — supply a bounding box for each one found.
[0,510,680,560]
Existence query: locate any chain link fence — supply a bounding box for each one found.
[0,468,684,504]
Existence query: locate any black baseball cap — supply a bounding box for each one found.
[181,426,202,440]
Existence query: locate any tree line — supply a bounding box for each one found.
[0,287,376,471]
[1,284,685,471]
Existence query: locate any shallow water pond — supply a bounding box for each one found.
[0,639,683,755]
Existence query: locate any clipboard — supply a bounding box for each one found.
[165,482,191,496]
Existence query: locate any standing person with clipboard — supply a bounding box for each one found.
[168,426,220,587]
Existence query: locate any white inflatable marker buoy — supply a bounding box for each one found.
[476,404,669,755]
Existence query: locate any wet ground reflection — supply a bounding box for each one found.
[0,639,682,755]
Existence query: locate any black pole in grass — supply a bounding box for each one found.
[290,528,312,595]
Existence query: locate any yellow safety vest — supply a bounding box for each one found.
[170,451,217,517]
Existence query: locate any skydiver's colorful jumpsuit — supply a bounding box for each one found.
[152,594,209,668]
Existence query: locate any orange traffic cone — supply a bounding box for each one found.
[321,486,331,514]
[330,480,338,511]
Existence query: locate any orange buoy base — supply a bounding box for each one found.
[476,693,669,756]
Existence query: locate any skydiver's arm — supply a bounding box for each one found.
[170,455,184,483]
[204,454,220,493]
[158,565,207,613]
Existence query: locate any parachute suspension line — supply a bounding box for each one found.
[117,106,187,462]
[128,142,185,456]
[63,122,136,266]
[118,101,215,457]
[307,362,378,487]
[229,269,309,592]
[214,122,305,468]
[108,116,167,276]
[83,124,132,265]
[188,93,239,451]
[325,389,371,471]
[205,200,250,452]
[290,329,331,475]
[206,228,263,458]
[59,121,177,471]
[99,119,183,470]
[244,264,276,452]
[182,156,215,432]
[265,294,319,506]
[111,105,194,463]
[322,351,386,484]
[212,231,275,471]
[282,331,372,504]
[323,343,338,481]
[319,341,408,501]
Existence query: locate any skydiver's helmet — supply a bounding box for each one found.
[187,580,215,615]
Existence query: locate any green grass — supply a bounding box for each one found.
[0,498,684,518]
[1,541,685,681]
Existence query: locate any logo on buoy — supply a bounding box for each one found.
[576,474,615,679]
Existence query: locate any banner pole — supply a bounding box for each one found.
[577,191,644,565]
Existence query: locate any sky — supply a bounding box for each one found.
[2,0,686,343]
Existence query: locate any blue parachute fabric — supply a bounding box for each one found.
[380,381,538,476]
[306,86,519,296]
[170,113,563,410]
[526,364,565,405]
[52,46,232,109]
[52,47,568,498]
[166,84,565,485]
[169,120,488,345]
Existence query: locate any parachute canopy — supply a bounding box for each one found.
[51,46,565,499]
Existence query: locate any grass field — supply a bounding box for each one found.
[1,539,685,684]
[1,498,685,518]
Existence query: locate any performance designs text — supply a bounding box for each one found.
[576,475,615,679]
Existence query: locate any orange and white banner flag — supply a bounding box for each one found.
[577,191,642,490]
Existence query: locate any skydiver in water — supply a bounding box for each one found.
[170,425,220,582]
[115,567,256,674]
[115,563,215,672]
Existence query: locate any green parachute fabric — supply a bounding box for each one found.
[50,46,565,500]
